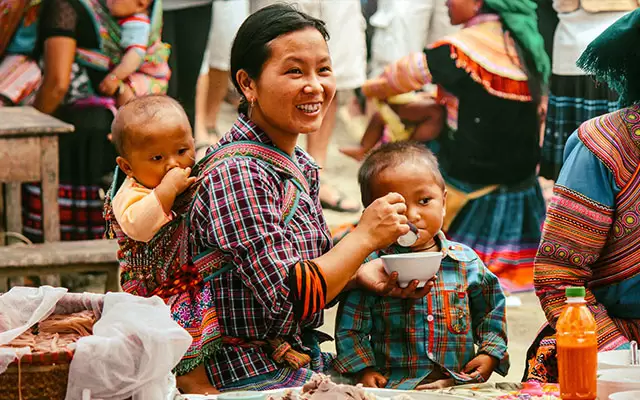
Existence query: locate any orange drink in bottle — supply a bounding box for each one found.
[557,286,597,400]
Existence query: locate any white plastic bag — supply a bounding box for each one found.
[0,285,68,374]
[66,292,192,400]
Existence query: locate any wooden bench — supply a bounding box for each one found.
[0,239,120,293]
[0,106,74,243]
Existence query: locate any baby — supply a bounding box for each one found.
[101,0,170,106]
[334,142,509,390]
[340,92,444,161]
[111,95,196,242]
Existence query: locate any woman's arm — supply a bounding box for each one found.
[362,52,432,99]
[193,159,409,325]
[535,132,628,350]
[33,36,76,114]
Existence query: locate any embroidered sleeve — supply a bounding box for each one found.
[535,137,627,350]
[361,52,432,99]
[112,179,172,243]
[119,14,150,55]
[192,158,326,324]
[468,259,509,376]
[333,290,377,375]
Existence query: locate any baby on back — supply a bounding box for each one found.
[111,94,196,242]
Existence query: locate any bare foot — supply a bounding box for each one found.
[176,364,220,395]
[339,146,368,162]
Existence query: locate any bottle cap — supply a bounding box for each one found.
[565,287,586,298]
[397,222,419,247]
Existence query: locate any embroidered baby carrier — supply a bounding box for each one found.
[104,140,308,372]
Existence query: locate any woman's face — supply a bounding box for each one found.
[241,27,337,138]
[446,0,482,25]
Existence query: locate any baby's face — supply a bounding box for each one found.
[107,0,147,18]
[123,123,195,189]
[370,160,446,251]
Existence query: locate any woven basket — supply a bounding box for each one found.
[0,363,70,400]
[0,293,102,400]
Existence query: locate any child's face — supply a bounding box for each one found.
[370,159,447,251]
[107,0,149,18]
[117,122,195,189]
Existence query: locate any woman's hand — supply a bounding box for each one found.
[357,368,388,388]
[99,74,120,96]
[354,192,410,253]
[355,258,436,299]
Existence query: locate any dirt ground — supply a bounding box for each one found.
[213,96,548,383]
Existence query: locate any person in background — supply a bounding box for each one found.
[194,0,249,146]
[163,0,212,130]
[368,0,458,79]
[539,0,631,181]
[335,142,508,390]
[101,0,171,106]
[526,8,640,383]
[361,0,550,294]
[252,0,366,213]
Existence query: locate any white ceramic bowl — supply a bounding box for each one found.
[381,252,442,288]
[599,350,640,371]
[609,390,640,400]
[598,369,640,400]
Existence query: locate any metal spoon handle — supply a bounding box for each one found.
[630,340,638,365]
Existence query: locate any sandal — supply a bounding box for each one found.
[320,193,360,213]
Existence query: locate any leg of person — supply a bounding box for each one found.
[116,85,135,107]
[176,364,220,395]
[339,111,386,161]
[195,59,211,145]
[204,0,250,134]
[314,0,366,212]
[164,4,212,130]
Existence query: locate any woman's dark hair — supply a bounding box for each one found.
[480,4,545,107]
[230,3,330,115]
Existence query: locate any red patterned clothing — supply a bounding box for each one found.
[527,105,640,382]
[188,116,333,388]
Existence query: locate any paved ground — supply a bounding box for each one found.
[214,97,548,383]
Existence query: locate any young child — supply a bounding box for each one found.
[340,92,444,161]
[334,142,509,390]
[100,0,171,106]
[111,94,196,243]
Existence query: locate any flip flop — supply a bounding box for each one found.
[320,193,360,213]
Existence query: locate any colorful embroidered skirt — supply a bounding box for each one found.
[445,175,546,293]
[22,105,116,243]
[540,74,619,181]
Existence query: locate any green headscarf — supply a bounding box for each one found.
[484,0,551,84]
[577,9,640,106]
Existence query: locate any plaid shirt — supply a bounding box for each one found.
[334,232,509,389]
[190,116,333,387]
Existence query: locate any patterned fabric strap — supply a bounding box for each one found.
[222,337,312,369]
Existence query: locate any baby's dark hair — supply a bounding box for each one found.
[358,142,445,207]
[110,94,190,156]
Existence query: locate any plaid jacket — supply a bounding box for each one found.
[334,232,509,389]
[189,116,333,387]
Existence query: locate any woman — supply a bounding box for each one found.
[251,0,366,213]
[0,0,166,245]
[361,0,550,293]
[526,8,640,383]
[175,4,431,394]
[539,0,629,181]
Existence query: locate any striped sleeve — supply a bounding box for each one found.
[288,260,327,320]
[361,52,432,99]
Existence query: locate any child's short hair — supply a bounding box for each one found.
[111,95,190,156]
[358,142,445,207]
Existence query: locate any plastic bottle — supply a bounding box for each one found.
[556,286,598,400]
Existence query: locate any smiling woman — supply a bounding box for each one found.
[162,4,437,395]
